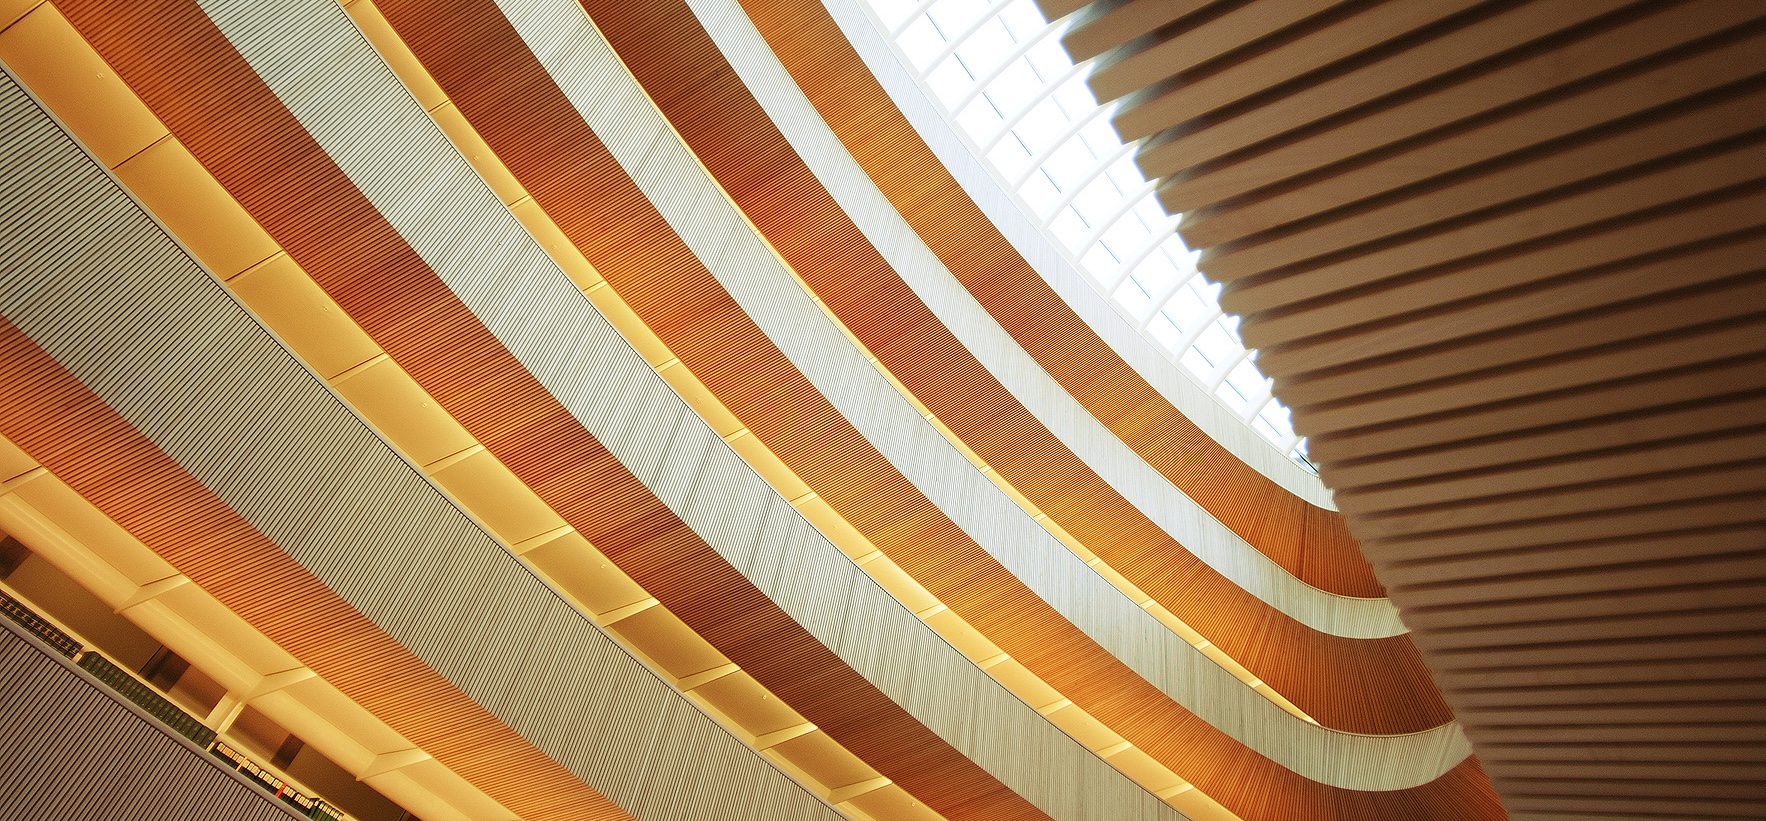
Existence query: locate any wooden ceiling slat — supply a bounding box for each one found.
[1060,0,1222,64]
[1111,0,1494,146]
[1137,0,1648,182]
[1188,79,1766,257]
[1073,0,1766,810]
[1085,0,1347,103]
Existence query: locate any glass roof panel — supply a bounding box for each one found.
[858,0,1315,473]
[926,0,994,37]
[895,16,946,69]
[924,57,973,108]
[998,0,1045,39]
[1113,275,1153,318]
[1130,252,1180,297]
[955,95,1005,139]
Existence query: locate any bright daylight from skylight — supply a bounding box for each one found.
[863,0,1317,473]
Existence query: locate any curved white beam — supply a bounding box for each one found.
[0,63,840,821]
[180,1,1176,816]
[581,0,1462,787]
[830,0,1336,506]
[743,0,1403,637]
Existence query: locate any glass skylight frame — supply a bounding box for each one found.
[860,0,1316,472]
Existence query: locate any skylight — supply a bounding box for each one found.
[862,0,1315,473]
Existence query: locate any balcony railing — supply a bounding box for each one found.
[76,651,218,747]
[0,587,80,658]
[211,742,346,821]
[0,585,347,821]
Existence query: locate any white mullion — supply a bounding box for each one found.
[987,60,1091,157]
[888,0,944,37]
[951,18,1066,114]
[1207,347,1254,392]
[1169,308,1225,372]
[1070,180,1158,260]
[1037,139,1137,228]
[921,0,1018,80]
[1107,219,1183,292]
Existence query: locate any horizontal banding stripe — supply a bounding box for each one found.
[372,0,1475,803]
[0,69,631,821]
[582,0,1449,737]
[57,1,1086,817]
[683,0,1403,643]
[792,0,1381,598]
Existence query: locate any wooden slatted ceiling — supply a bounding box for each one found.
[0,323,630,821]
[1048,0,1766,816]
[365,3,1507,820]
[46,2,1042,818]
[570,0,1444,738]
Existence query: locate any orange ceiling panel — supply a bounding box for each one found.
[366,2,1500,819]
[48,2,1046,817]
[0,319,631,821]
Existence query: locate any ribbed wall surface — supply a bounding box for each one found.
[565,0,1446,745]
[360,0,1476,801]
[1053,0,1766,817]
[0,59,843,821]
[201,0,1165,814]
[0,622,299,821]
[34,2,1165,817]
